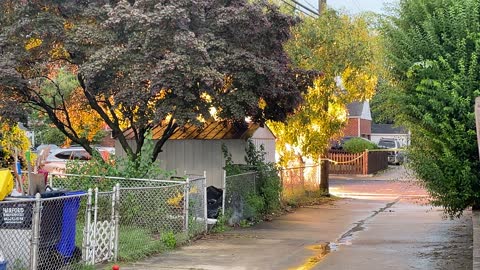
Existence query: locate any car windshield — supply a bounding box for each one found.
[379,140,396,148]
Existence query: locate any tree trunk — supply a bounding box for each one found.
[319,158,329,195]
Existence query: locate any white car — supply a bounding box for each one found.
[42,147,114,173]
[42,147,92,173]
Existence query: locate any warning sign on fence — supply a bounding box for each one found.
[0,202,33,229]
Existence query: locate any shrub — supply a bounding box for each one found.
[222,140,281,223]
[161,231,177,250]
[64,135,175,191]
[343,138,377,153]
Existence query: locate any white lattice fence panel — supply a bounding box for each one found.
[84,220,115,264]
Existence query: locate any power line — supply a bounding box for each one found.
[302,0,317,11]
[279,0,317,19]
[290,0,320,16]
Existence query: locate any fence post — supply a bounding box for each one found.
[30,193,41,270]
[203,171,208,233]
[222,170,226,216]
[113,183,120,262]
[48,174,53,188]
[91,187,99,264]
[184,178,190,234]
[363,150,369,175]
[84,188,93,264]
[253,173,256,194]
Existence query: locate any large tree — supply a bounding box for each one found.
[0,0,313,161]
[270,10,383,193]
[382,0,480,216]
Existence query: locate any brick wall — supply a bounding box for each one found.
[343,118,372,138]
[360,119,371,139]
[344,118,359,137]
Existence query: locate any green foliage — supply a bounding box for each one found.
[223,141,281,220]
[117,226,165,261]
[270,10,384,166]
[0,0,313,162]
[245,193,265,219]
[36,127,66,146]
[64,136,175,191]
[239,219,251,228]
[343,138,377,153]
[210,212,229,233]
[161,231,177,250]
[381,0,480,217]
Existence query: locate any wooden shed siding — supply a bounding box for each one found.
[115,139,248,187]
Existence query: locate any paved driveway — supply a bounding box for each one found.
[119,167,472,270]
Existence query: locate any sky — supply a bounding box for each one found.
[302,0,398,15]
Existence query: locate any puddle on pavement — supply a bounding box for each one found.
[288,199,401,270]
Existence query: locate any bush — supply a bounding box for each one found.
[223,140,281,223]
[64,135,175,191]
[343,138,377,153]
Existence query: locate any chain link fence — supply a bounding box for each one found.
[0,174,207,269]
[187,178,207,237]
[280,165,320,203]
[0,192,88,270]
[223,172,258,224]
[48,173,183,191]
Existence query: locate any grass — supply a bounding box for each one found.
[74,223,182,263]
[283,190,340,207]
[117,226,167,261]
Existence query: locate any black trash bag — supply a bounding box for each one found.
[207,186,223,219]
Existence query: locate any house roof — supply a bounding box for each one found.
[347,101,372,120]
[124,121,267,140]
[371,124,408,134]
[347,102,363,117]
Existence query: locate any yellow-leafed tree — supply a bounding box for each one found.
[269,10,385,193]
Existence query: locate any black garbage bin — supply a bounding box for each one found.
[37,191,66,270]
[0,191,66,270]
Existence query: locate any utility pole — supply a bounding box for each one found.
[319,0,326,14]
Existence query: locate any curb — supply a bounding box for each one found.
[473,210,480,269]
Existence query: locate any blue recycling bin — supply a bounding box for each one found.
[56,191,85,259]
[0,261,6,270]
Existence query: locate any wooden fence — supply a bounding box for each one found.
[328,150,389,175]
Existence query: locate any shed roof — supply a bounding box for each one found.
[124,121,267,140]
[371,124,408,134]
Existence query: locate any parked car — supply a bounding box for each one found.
[378,138,404,165]
[35,144,59,154]
[42,147,114,173]
[42,147,91,173]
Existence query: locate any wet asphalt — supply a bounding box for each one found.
[120,166,472,270]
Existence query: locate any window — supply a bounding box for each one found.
[72,150,91,160]
[55,151,72,160]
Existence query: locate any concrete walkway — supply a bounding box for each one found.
[119,178,472,270]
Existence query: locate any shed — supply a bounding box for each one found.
[370,124,410,147]
[115,121,276,187]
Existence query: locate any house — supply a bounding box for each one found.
[370,124,410,147]
[115,121,276,187]
[344,101,372,139]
